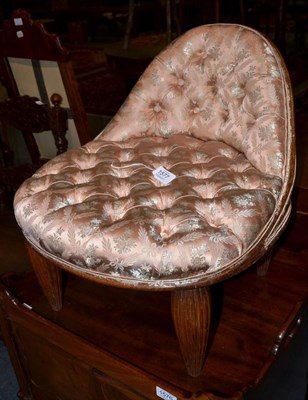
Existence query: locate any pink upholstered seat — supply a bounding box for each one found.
[13,24,295,377]
[15,134,282,287]
[14,24,294,288]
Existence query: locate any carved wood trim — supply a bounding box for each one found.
[49,93,68,154]
[0,94,68,163]
[0,8,92,148]
[0,9,68,62]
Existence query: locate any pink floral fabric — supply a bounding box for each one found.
[14,24,293,288]
[103,24,288,179]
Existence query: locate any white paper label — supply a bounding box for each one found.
[156,386,177,400]
[14,18,23,26]
[16,30,24,38]
[152,166,176,185]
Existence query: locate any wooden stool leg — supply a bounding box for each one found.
[26,243,63,311]
[171,287,211,377]
[256,247,274,276]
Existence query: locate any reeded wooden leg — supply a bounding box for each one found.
[256,248,274,276]
[26,243,63,311]
[171,287,211,377]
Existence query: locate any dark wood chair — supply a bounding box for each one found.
[0,93,68,206]
[0,9,92,157]
[0,9,93,206]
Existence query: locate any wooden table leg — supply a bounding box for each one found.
[171,286,211,377]
[26,242,63,311]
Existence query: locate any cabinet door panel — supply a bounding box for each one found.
[13,326,96,400]
[94,370,148,400]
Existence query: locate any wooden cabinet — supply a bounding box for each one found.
[0,260,307,400]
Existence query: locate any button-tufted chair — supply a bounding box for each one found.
[14,24,296,377]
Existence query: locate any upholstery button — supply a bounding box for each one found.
[153,103,162,113]
[160,231,168,239]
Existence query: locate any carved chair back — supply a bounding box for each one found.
[0,9,92,160]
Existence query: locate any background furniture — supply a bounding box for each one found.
[0,93,67,207]
[0,9,92,160]
[0,9,97,207]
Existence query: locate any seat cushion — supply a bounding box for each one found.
[14,133,282,288]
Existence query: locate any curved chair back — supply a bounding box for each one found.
[102,24,296,266]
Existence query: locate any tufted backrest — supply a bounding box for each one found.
[102,24,293,180]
